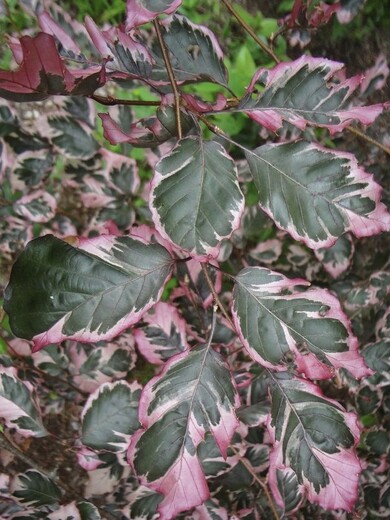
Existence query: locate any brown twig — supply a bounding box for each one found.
[230,445,280,519]
[347,126,390,156]
[90,94,160,107]
[220,0,280,63]
[201,263,234,328]
[153,18,183,138]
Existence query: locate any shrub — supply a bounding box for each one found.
[0,1,389,518]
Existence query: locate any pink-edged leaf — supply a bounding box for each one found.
[128,344,240,519]
[126,0,182,30]
[85,16,153,78]
[360,53,389,97]
[11,469,61,507]
[232,266,372,379]
[4,234,174,351]
[38,12,83,57]
[0,33,106,102]
[81,381,141,452]
[238,56,383,133]
[150,136,244,260]
[268,373,362,512]
[100,103,196,148]
[76,447,103,471]
[314,234,355,278]
[0,367,47,437]
[134,301,189,364]
[336,0,365,23]
[192,498,229,519]
[13,190,57,223]
[245,140,390,249]
[248,238,283,265]
[121,485,163,519]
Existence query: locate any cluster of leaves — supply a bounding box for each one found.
[0,0,389,519]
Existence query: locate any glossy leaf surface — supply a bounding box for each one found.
[4,234,174,350]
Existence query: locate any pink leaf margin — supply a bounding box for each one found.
[267,377,363,512]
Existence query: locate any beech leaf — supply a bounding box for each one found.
[128,344,240,519]
[11,470,61,507]
[245,140,390,249]
[126,0,182,30]
[238,56,384,133]
[4,234,174,351]
[0,367,47,437]
[0,33,106,102]
[150,136,244,259]
[232,266,372,379]
[81,381,141,452]
[268,373,362,512]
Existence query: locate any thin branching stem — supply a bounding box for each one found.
[153,18,183,139]
[347,126,390,156]
[220,0,280,63]
[201,263,234,328]
[230,445,280,519]
[90,94,160,106]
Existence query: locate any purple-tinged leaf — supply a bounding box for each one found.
[77,447,103,471]
[149,15,228,87]
[232,266,372,379]
[274,467,304,515]
[0,33,106,102]
[314,234,355,278]
[128,344,240,519]
[0,367,47,437]
[10,469,61,507]
[43,115,99,159]
[100,148,140,195]
[100,103,196,148]
[238,56,383,133]
[192,497,229,519]
[134,302,189,364]
[268,372,362,512]
[38,12,83,57]
[85,16,153,78]
[126,0,182,30]
[246,140,390,249]
[376,308,390,340]
[150,136,244,259]
[13,190,56,223]
[4,234,174,351]
[81,381,141,452]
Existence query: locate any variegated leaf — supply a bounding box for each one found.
[232,266,371,379]
[13,190,56,223]
[245,140,390,249]
[150,15,228,87]
[121,486,163,520]
[238,56,383,133]
[268,372,362,512]
[128,344,240,519]
[11,470,61,507]
[0,367,47,437]
[134,302,189,364]
[151,136,244,259]
[314,234,354,278]
[81,381,141,452]
[126,0,182,30]
[4,234,174,351]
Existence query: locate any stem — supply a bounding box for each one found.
[201,263,234,328]
[153,18,183,139]
[230,445,280,519]
[220,0,280,63]
[90,94,160,107]
[347,126,390,156]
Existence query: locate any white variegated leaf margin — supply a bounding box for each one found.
[232,266,372,379]
[150,136,244,260]
[31,235,173,350]
[246,141,390,250]
[267,376,363,512]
